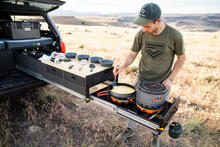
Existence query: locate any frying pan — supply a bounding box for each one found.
[97,83,136,104]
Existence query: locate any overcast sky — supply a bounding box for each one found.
[59,0,220,14]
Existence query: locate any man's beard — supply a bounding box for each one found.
[143,27,158,34]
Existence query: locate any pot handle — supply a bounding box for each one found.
[97,90,109,97]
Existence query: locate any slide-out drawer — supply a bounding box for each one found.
[15,52,42,75]
[43,65,63,85]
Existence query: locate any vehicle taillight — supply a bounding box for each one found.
[60,41,66,53]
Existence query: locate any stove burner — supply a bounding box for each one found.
[136,101,164,114]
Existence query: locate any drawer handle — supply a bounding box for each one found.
[52,67,56,71]
[72,75,76,79]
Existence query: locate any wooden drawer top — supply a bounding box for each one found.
[41,58,113,78]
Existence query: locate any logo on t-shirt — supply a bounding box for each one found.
[145,42,165,58]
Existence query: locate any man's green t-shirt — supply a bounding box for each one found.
[131,24,185,83]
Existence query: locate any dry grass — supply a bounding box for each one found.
[57,23,220,146]
[1,16,220,146]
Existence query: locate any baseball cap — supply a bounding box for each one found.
[133,3,161,26]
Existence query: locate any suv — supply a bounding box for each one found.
[0,0,65,97]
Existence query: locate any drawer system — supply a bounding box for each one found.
[15,52,114,98]
[15,52,180,135]
[16,52,43,75]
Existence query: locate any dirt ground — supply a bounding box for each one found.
[1,16,220,147]
[1,85,219,147]
[0,86,163,147]
[0,85,189,147]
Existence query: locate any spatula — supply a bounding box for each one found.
[112,65,119,87]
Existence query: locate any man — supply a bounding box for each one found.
[113,2,186,144]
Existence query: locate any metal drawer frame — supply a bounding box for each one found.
[16,65,180,134]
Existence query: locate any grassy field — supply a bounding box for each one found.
[57,23,220,146]
[1,16,220,146]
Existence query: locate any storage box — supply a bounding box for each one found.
[0,21,40,40]
[0,40,5,50]
[3,37,53,49]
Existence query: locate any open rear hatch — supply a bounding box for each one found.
[0,0,65,14]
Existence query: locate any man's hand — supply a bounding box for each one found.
[162,78,172,89]
[113,65,125,76]
[162,54,185,89]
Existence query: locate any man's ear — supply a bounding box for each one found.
[157,18,162,23]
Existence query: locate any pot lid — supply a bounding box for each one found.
[138,81,167,94]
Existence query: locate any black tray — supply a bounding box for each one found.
[91,86,180,130]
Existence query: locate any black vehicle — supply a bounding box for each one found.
[0,0,65,97]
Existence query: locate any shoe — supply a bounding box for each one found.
[114,128,134,142]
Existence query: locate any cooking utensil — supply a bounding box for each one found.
[65,52,77,58]
[63,58,71,62]
[77,54,90,61]
[89,63,95,72]
[136,81,169,114]
[55,58,61,63]
[79,59,87,71]
[112,65,119,87]
[69,65,73,69]
[148,110,161,120]
[90,56,103,63]
[99,59,114,67]
[97,83,136,104]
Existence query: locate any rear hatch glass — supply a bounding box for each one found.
[1,0,65,12]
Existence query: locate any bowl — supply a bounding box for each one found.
[65,52,77,58]
[90,56,103,63]
[99,59,114,67]
[77,54,90,61]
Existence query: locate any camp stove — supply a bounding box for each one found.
[91,85,180,135]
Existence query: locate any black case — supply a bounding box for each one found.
[0,21,40,40]
[0,40,5,50]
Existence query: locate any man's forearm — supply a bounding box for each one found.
[121,51,138,69]
[169,55,186,81]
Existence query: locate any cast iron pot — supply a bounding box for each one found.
[136,81,169,108]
